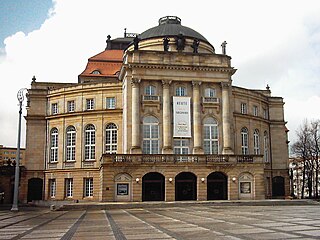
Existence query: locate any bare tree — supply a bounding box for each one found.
[291,119,320,198]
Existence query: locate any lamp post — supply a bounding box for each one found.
[11,88,28,211]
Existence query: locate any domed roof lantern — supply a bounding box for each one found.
[158,16,181,25]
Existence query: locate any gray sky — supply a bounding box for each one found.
[0,0,319,148]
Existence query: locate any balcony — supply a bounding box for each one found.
[142,95,160,102]
[202,97,219,104]
[101,154,262,165]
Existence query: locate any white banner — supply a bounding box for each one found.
[173,96,191,137]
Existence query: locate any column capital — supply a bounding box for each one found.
[131,78,141,86]
[162,80,172,87]
[192,81,202,88]
[221,82,231,88]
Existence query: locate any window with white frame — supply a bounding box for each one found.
[145,85,156,96]
[84,178,93,197]
[106,97,116,109]
[106,123,117,153]
[253,129,260,154]
[52,103,58,115]
[86,98,94,110]
[175,86,186,96]
[241,103,247,114]
[65,178,73,198]
[203,117,219,154]
[174,139,189,155]
[264,131,269,163]
[50,128,58,163]
[67,100,75,112]
[49,179,56,198]
[253,105,258,117]
[66,126,76,161]
[142,116,159,154]
[84,124,95,160]
[241,127,249,155]
[205,88,216,97]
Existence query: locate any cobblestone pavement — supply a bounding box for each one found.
[0,205,320,239]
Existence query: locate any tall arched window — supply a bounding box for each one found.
[241,127,249,155]
[203,117,219,154]
[142,116,159,154]
[264,131,269,162]
[205,88,216,97]
[145,85,156,96]
[106,123,117,153]
[85,124,95,160]
[253,129,260,154]
[176,86,186,96]
[50,128,58,163]
[66,126,76,161]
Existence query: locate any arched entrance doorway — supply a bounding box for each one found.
[175,172,197,201]
[207,172,227,200]
[272,176,285,197]
[142,172,165,201]
[27,178,43,202]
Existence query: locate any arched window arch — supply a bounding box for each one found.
[84,124,95,160]
[142,116,159,154]
[50,128,58,163]
[106,123,117,153]
[205,88,216,97]
[144,85,156,96]
[241,127,249,155]
[203,117,219,154]
[253,129,260,154]
[264,131,269,162]
[66,126,76,161]
[176,86,186,96]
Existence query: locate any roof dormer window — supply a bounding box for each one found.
[91,70,101,75]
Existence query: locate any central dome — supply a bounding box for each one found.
[139,16,209,43]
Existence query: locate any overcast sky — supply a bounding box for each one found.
[0,0,319,150]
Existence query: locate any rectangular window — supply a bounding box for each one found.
[65,178,73,198]
[263,108,268,119]
[49,179,56,198]
[52,103,58,114]
[67,100,75,112]
[240,103,247,114]
[253,105,258,117]
[86,98,94,110]
[84,178,93,197]
[106,97,116,109]
[174,139,189,161]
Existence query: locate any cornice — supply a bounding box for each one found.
[128,63,237,74]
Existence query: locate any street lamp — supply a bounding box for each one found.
[11,88,28,212]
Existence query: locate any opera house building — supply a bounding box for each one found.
[21,16,289,203]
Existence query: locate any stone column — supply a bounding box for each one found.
[192,81,203,154]
[162,80,173,153]
[221,82,234,154]
[131,78,141,153]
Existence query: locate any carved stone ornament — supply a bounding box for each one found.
[131,78,141,86]
[221,82,231,88]
[192,81,202,87]
[162,80,172,86]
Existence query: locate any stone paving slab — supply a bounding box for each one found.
[0,205,320,239]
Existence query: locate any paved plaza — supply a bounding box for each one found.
[0,204,320,239]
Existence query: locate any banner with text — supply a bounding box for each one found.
[173,96,191,137]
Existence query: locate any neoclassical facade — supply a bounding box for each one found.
[21,16,289,203]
